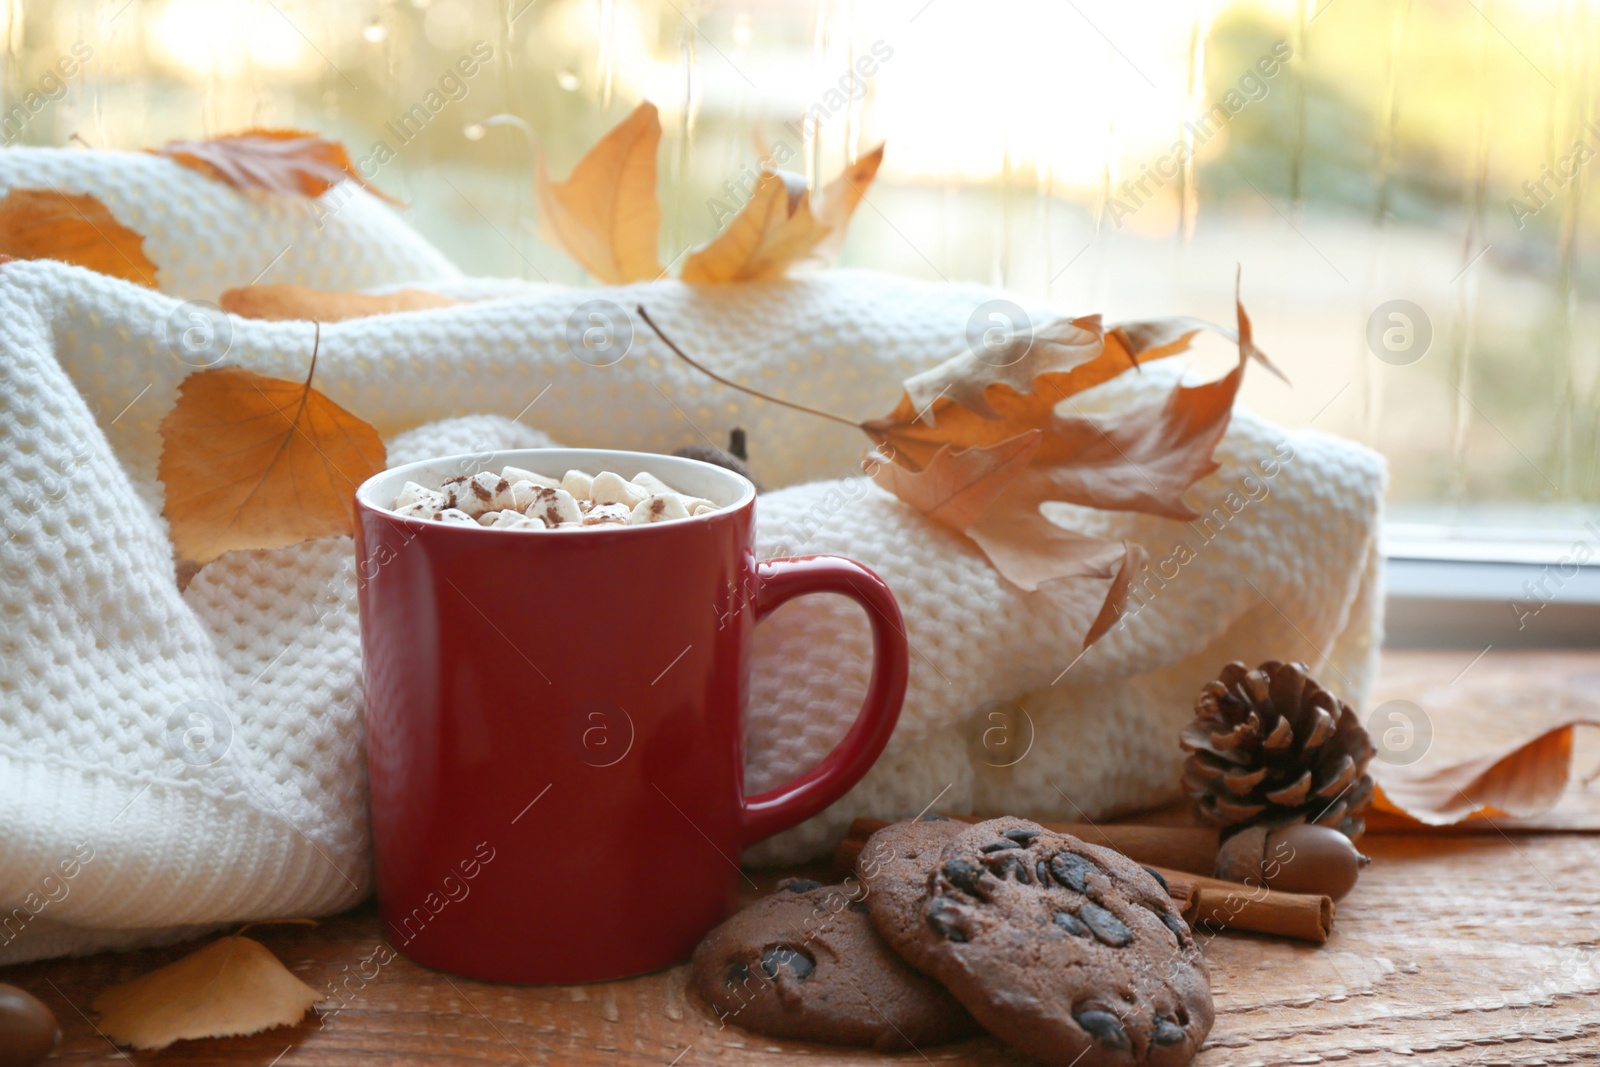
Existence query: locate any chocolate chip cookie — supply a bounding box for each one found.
[690,878,981,1051]
[869,817,1212,1067]
[855,815,964,925]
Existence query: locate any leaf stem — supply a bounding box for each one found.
[635,304,861,429]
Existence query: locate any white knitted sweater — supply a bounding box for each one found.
[0,149,1385,963]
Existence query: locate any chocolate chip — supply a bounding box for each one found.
[1075,1009,1130,1050]
[1003,826,1042,845]
[1053,910,1088,936]
[848,900,870,914]
[985,852,1034,883]
[926,898,969,942]
[1078,903,1132,947]
[778,878,821,894]
[760,945,815,981]
[1154,1018,1188,1045]
[725,961,750,987]
[943,857,987,896]
[1035,858,1051,885]
[920,813,951,822]
[1049,851,1096,893]
[1159,909,1189,944]
[1142,865,1169,892]
[980,838,1022,852]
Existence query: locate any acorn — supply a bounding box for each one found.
[0,983,60,1067]
[674,427,762,491]
[1213,822,1370,901]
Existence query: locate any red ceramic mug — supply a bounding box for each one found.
[353,448,908,983]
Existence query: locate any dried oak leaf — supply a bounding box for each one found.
[149,129,403,205]
[535,101,663,283]
[864,271,1277,644]
[220,284,460,322]
[0,188,158,287]
[158,327,386,585]
[92,935,319,1050]
[1372,719,1600,825]
[683,148,886,283]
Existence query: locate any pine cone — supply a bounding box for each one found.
[1180,661,1376,840]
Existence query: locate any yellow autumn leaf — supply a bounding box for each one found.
[534,101,663,283]
[0,188,159,288]
[92,935,320,1050]
[681,170,831,283]
[220,284,460,322]
[158,326,387,584]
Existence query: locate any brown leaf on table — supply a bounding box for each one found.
[1372,719,1600,825]
[682,170,831,283]
[149,129,403,205]
[92,935,319,1050]
[535,101,663,283]
[220,284,461,322]
[158,325,387,585]
[0,188,159,287]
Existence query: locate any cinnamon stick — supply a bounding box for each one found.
[835,818,1333,944]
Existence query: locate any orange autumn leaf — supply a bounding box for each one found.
[0,188,159,287]
[682,170,831,283]
[220,284,460,322]
[872,432,1042,531]
[149,129,403,205]
[684,149,887,283]
[158,326,387,583]
[93,935,319,1050]
[1372,719,1600,825]
[535,101,663,283]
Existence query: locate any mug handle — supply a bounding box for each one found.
[738,555,909,848]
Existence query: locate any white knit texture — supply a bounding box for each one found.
[0,152,1385,962]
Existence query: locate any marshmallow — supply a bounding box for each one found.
[582,502,632,525]
[394,486,447,519]
[631,471,676,496]
[502,465,561,489]
[394,464,721,528]
[561,470,595,498]
[629,494,690,524]
[523,486,582,527]
[484,509,545,529]
[446,470,505,517]
[590,471,648,508]
[504,479,544,511]
[394,481,432,508]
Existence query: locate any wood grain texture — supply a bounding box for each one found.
[6,650,1600,1066]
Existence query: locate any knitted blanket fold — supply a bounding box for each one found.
[0,149,1386,963]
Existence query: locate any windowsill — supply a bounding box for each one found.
[1383,521,1600,649]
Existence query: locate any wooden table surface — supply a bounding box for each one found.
[8,649,1600,1066]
